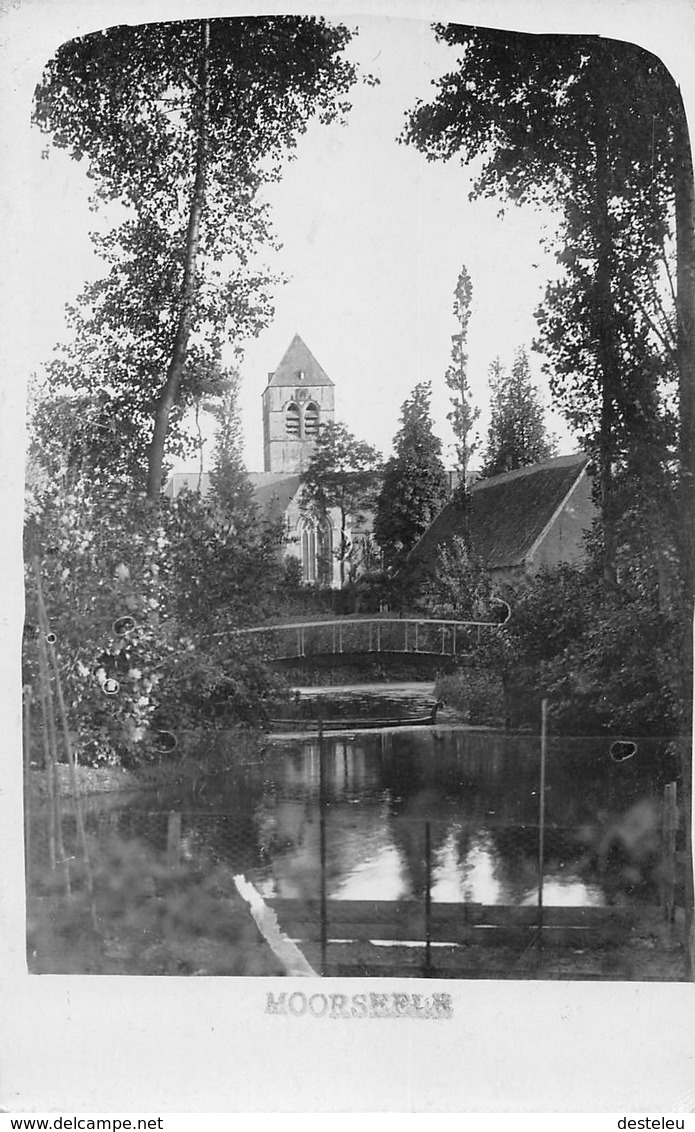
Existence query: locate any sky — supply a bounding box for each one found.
[29,12,574,475]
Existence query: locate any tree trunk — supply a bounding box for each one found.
[146,20,210,501]
[674,102,695,606]
[339,505,347,588]
[593,109,620,591]
[673,96,695,978]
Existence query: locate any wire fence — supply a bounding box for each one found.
[25,786,688,979]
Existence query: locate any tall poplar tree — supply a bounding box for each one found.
[446,265,479,482]
[445,265,479,542]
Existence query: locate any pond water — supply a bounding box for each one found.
[50,715,678,905]
[26,686,686,976]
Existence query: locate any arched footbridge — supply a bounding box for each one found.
[231,608,509,669]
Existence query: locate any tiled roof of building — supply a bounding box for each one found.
[247,472,302,520]
[411,453,590,571]
[265,334,333,388]
[163,471,211,499]
[164,471,302,522]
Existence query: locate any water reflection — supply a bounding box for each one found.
[36,727,674,911]
[521,879,605,907]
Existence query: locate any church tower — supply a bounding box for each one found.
[262,334,335,473]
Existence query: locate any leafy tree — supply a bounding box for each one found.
[374,381,449,566]
[23,475,288,765]
[445,265,479,512]
[497,555,686,738]
[404,27,694,596]
[481,348,557,477]
[300,421,382,587]
[206,369,257,534]
[33,17,360,498]
[26,382,139,502]
[422,534,492,621]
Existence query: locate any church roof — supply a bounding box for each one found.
[164,471,210,499]
[247,472,302,520]
[164,471,303,521]
[410,453,590,573]
[265,334,333,388]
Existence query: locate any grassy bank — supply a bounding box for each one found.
[27,727,269,799]
[27,835,285,977]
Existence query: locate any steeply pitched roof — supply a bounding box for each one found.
[164,471,302,522]
[411,453,590,572]
[265,334,333,388]
[247,472,302,520]
[164,471,211,499]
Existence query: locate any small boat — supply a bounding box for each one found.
[268,701,442,733]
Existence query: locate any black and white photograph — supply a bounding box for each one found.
[3,0,695,1114]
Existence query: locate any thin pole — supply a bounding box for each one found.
[167,812,182,869]
[23,686,33,882]
[538,698,548,940]
[35,559,96,925]
[36,671,54,868]
[425,820,432,974]
[662,781,678,924]
[36,612,63,880]
[318,714,328,976]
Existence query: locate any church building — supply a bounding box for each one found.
[261,333,335,474]
[166,334,346,587]
[167,335,597,591]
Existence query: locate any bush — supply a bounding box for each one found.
[24,482,287,766]
[421,544,688,736]
[494,562,688,736]
[435,669,506,725]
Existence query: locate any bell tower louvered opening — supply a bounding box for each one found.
[285,402,300,437]
[304,402,319,438]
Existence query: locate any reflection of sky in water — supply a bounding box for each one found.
[455,832,503,904]
[115,718,666,909]
[429,829,503,903]
[521,879,605,907]
[333,844,407,900]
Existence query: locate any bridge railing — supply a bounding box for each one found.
[230,616,506,660]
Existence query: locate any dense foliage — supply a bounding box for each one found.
[433,543,687,739]
[24,476,288,766]
[374,382,449,566]
[405,27,694,597]
[300,421,382,587]
[480,349,557,477]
